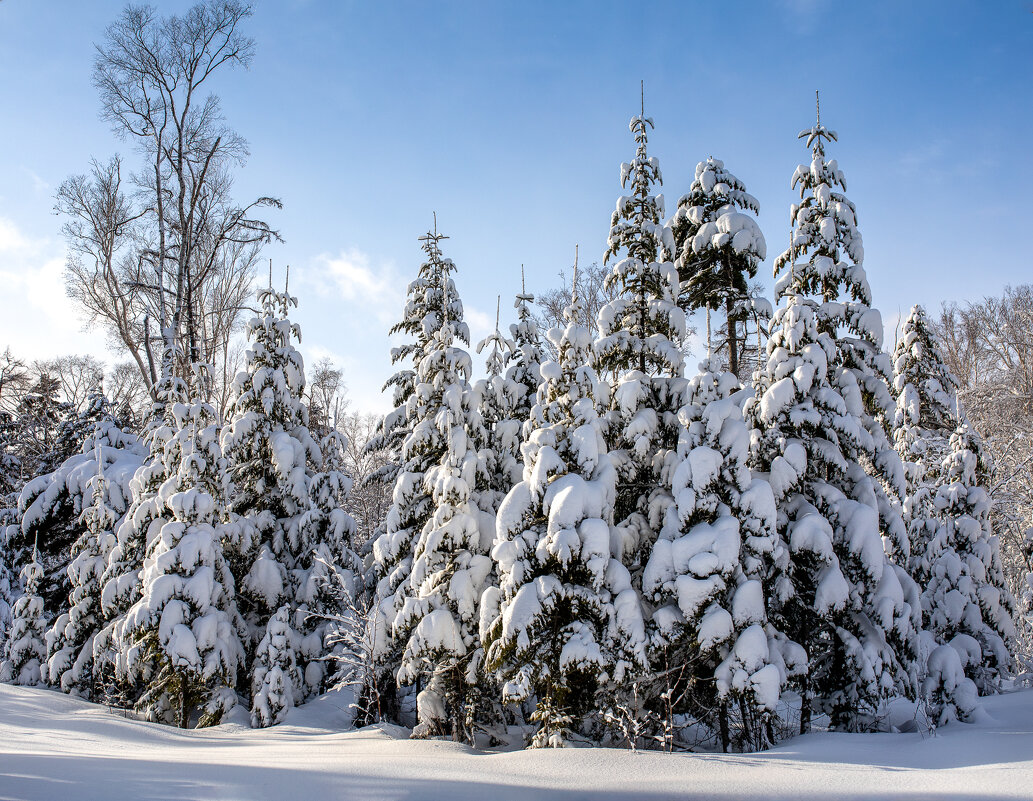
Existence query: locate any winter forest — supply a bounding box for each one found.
[1,2,1032,798]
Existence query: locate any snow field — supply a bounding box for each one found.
[1,683,1031,800]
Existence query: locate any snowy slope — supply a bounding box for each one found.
[1,684,1030,800]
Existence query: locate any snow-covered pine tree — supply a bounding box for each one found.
[891,304,962,586]
[643,359,795,751]
[221,287,320,665]
[666,158,767,378]
[293,429,363,698]
[251,604,303,728]
[45,453,116,697]
[369,226,472,722]
[484,278,643,748]
[386,255,493,742]
[595,107,686,591]
[1,546,47,686]
[923,424,1017,695]
[119,392,243,727]
[745,103,920,732]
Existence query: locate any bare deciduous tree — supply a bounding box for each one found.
[308,358,347,442]
[339,411,391,551]
[59,1,280,403]
[934,285,1033,657]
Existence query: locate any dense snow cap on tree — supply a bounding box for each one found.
[484,285,642,748]
[221,288,320,652]
[370,229,476,721]
[643,359,792,751]
[366,225,471,492]
[779,113,909,565]
[475,306,524,513]
[293,429,363,697]
[251,604,302,728]
[892,304,963,587]
[0,545,11,657]
[596,112,687,583]
[385,276,493,741]
[923,424,1016,696]
[507,283,548,424]
[747,293,919,731]
[666,158,767,377]
[1,548,47,686]
[45,454,117,697]
[118,394,243,728]
[10,403,143,613]
[746,110,920,731]
[96,377,186,689]
[893,305,961,471]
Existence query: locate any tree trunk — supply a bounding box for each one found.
[726,294,739,378]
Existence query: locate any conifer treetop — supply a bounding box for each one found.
[775,101,871,333]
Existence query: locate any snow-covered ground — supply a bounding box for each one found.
[1,684,1030,800]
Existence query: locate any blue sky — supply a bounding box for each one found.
[1,0,1030,413]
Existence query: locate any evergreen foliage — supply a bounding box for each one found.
[485,286,641,747]
[923,424,1016,694]
[45,454,116,697]
[1,547,47,686]
[119,395,243,727]
[596,112,687,591]
[746,111,920,732]
[251,604,302,728]
[370,228,473,722]
[666,158,767,376]
[644,360,794,751]
[221,288,321,664]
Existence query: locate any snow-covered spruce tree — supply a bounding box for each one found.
[293,429,363,698]
[507,277,548,427]
[388,312,494,742]
[10,397,143,613]
[643,359,796,751]
[364,222,469,493]
[745,109,920,732]
[484,284,644,748]
[221,288,320,668]
[45,454,116,697]
[369,228,472,722]
[119,392,243,727]
[595,111,687,590]
[891,304,962,585]
[666,158,767,378]
[95,370,186,697]
[923,424,1017,695]
[1,547,47,686]
[251,604,303,728]
[474,299,523,513]
[0,542,11,658]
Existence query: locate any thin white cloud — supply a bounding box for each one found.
[20,166,49,196]
[304,248,404,324]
